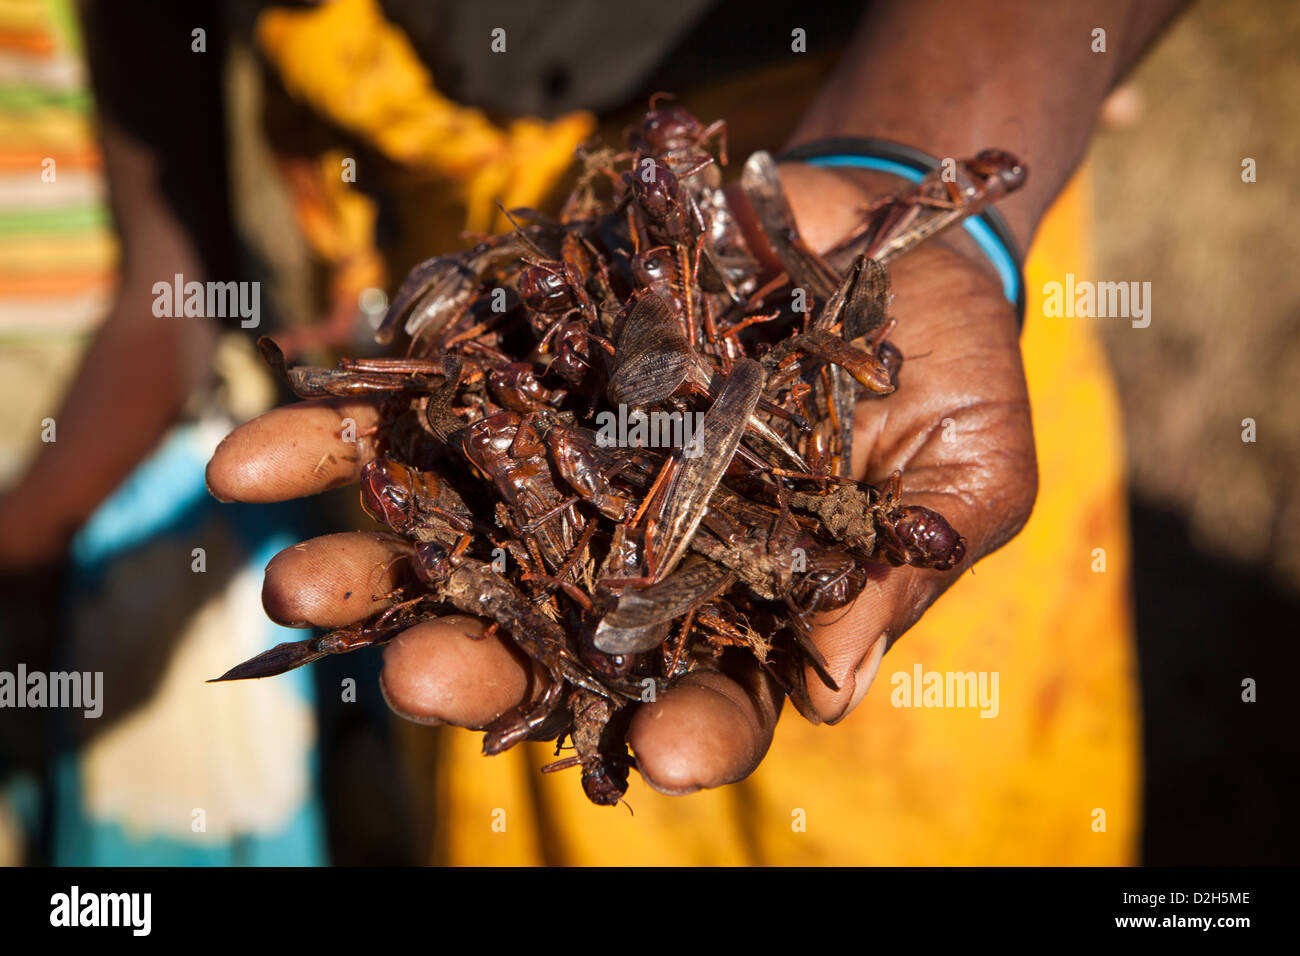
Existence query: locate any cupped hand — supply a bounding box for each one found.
[763,163,1037,724]
[205,163,1035,795]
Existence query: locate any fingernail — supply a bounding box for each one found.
[826,631,889,725]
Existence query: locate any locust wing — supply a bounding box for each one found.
[606,292,694,407]
[594,556,737,653]
[648,358,764,580]
[818,253,890,340]
[741,151,839,302]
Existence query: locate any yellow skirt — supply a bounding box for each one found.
[400,170,1140,866]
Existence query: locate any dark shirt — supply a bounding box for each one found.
[384,0,861,117]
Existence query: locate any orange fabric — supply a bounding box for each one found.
[0,148,99,170]
[255,0,594,235]
[0,27,55,55]
[0,271,112,295]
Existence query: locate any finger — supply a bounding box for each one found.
[802,565,913,724]
[379,616,546,729]
[262,531,413,628]
[797,246,1036,724]
[802,463,1035,724]
[628,657,782,795]
[809,320,1035,724]
[724,165,895,265]
[807,402,1035,724]
[206,398,383,504]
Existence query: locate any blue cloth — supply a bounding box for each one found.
[52,424,327,866]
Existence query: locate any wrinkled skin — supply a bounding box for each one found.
[205,164,1036,795]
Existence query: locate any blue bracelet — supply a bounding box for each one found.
[778,139,1026,329]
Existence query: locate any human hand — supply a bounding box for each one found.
[204,163,1035,795]
[752,163,1038,725]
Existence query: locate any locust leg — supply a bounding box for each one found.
[258,336,450,398]
[209,620,400,682]
[482,679,567,755]
[779,598,840,691]
[440,560,631,753]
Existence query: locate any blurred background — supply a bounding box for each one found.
[1089,0,1300,863]
[0,0,1296,865]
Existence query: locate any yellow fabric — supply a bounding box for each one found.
[254,0,594,234]
[413,169,1141,865]
[0,0,52,32]
[0,111,96,156]
[285,150,379,266]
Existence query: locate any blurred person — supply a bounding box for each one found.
[0,0,329,865]
[0,0,589,864]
